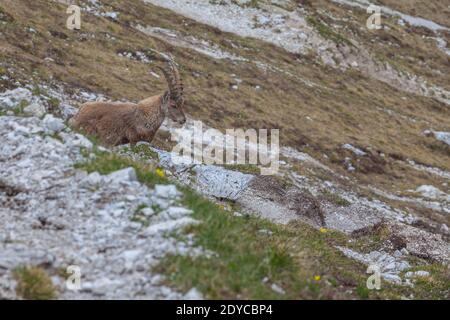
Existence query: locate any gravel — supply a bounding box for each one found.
[0,113,203,299]
[336,247,410,284]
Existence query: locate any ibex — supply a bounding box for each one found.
[70,57,186,146]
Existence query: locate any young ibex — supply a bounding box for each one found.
[70,57,186,146]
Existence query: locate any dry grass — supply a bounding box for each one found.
[13,266,56,300]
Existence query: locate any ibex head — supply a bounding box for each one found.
[158,58,186,125]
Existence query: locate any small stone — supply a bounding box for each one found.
[405,270,430,278]
[106,167,137,183]
[24,103,46,117]
[258,229,273,235]
[43,114,65,133]
[382,273,402,283]
[270,283,285,295]
[112,209,124,217]
[164,206,192,219]
[397,261,410,271]
[414,271,430,277]
[393,250,402,258]
[184,288,203,300]
[124,222,141,231]
[383,262,397,271]
[400,248,409,255]
[62,133,93,149]
[141,207,155,217]
[154,184,178,199]
[121,249,142,268]
[85,172,103,185]
[125,195,137,201]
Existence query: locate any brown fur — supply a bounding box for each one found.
[70,58,186,146]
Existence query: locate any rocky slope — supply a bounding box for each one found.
[0,0,449,299]
[0,97,204,299]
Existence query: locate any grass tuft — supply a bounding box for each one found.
[13,266,56,300]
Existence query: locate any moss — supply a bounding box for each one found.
[13,266,56,300]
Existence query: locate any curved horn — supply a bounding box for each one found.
[157,58,184,106]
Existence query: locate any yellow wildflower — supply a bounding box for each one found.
[319,227,328,233]
[314,275,321,281]
[156,168,165,178]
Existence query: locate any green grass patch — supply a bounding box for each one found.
[75,152,168,187]
[155,187,373,299]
